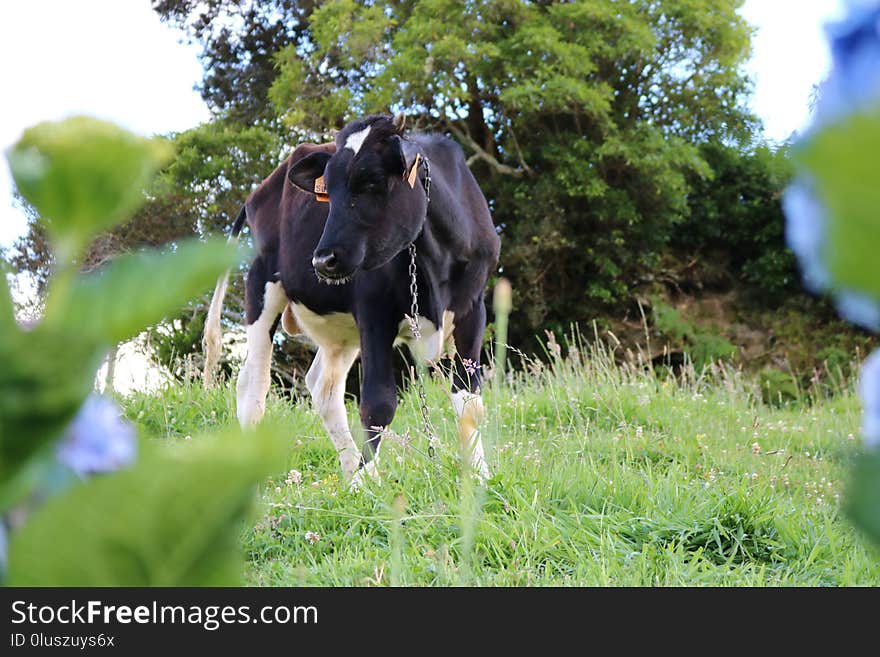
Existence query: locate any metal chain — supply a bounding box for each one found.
[422,156,431,208]
[405,156,438,460]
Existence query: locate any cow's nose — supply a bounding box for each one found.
[312,249,340,276]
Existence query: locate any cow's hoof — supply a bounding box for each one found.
[473,459,491,483]
[339,450,361,481]
[349,460,380,491]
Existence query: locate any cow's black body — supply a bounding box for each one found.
[238,115,500,475]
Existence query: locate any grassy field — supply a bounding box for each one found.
[121,341,880,586]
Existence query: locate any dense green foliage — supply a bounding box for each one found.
[681,143,798,303]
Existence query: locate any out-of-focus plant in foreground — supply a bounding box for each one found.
[0,117,286,585]
[783,0,880,545]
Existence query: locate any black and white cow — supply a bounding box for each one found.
[203,113,500,487]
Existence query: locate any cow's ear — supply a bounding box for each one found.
[392,112,406,134]
[288,151,332,196]
[387,135,421,181]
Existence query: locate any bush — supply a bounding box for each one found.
[680,142,798,303]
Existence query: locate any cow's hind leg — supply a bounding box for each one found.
[306,346,362,481]
[236,260,288,427]
[451,298,490,480]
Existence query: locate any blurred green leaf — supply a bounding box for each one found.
[797,112,880,300]
[846,450,880,547]
[7,425,288,586]
[44,237,244,344]
[0,328,100,511]
[6,116,172,260]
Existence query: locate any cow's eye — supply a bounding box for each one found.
[354,181,382,196]
[350,171,385,196]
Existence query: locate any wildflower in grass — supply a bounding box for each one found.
[286,469,303,486]
[305,531,320,545]
[751,442,761,456]
[56,394,137,477]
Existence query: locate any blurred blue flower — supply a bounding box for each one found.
[783,177,880,331]
[859,349,880,449]
[55,395,137,477]
[815,2,880,128]
[782,177,831,293]
[836,290,880,332]
[0,396,137,580]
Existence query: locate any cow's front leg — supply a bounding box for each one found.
[451,298,490,480]
[305,346,361,480]
[350,320,399,489]
[236,265,288,427]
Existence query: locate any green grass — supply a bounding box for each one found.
[120,341,880,586]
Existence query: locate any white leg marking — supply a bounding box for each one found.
[349,441,382,491]
[344,126,371,154]
[309,346,361,480]
[397,310,455,365]
[305,349,323,395]
[290,303,363,480]
[452,390,490,480]
[236,281,289,427]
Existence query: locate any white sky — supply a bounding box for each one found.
[0,0,847,251]
[0,0,210,249]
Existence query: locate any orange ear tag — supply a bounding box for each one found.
[406,153,422,188]
[314,175,329,202]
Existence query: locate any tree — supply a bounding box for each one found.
[3,119,301,384]
[152,0,319,124]
[265,0,758,343]
[680,142,798,304]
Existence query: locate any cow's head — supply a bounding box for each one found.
[288,113,427,284]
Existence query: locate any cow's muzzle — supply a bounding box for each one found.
[312,248,354,285]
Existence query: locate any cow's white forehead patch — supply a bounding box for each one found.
[344,126,371,154]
